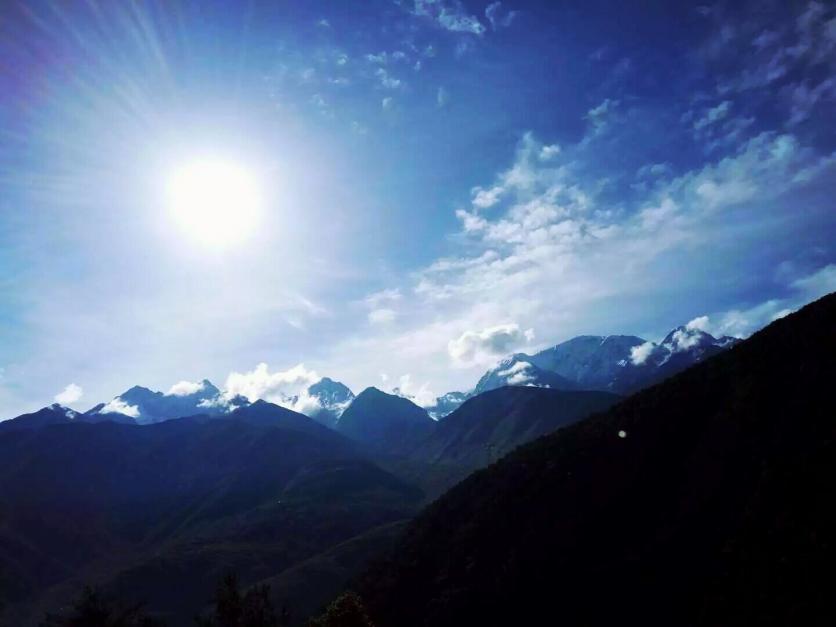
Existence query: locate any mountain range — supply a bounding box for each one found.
[426,323,739,417]
[2,319,739,433]
[0,315,750,625]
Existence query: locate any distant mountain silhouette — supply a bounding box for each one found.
[0,404,79,433]
[355,293,836,627]
[0,403,143,433]
[336,387,436,455]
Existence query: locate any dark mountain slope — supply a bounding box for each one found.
[337,388,436,455]
[0,404,78,433]
[0,402,422,626]
[414,386,620,469]
[356,293,836,627]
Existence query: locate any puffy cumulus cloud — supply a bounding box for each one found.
[685,315,711,332]
[539,144,561,161]
[224,363,320,407]
[448,323,534,367]
[54,383,83,405]
[411,0,485,35]
[630,342,656,366]
[289,389,326,415]
[369,308,397,325]
[471,185,504,209]
[166,380,205,397]
[101,398,140,418]
[669,328,705,352]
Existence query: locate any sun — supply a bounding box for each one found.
[166,158,262,248]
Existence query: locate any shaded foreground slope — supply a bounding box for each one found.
[356,293,836,627]
[414,386,619,469]
[0,402,422,626]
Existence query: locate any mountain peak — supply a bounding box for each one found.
[337,387,434,454]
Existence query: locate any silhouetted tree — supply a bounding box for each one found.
[307,592,374,627]
[41,586,164,627]
[196,573,283,627]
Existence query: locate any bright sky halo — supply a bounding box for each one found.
[166,158,262,248]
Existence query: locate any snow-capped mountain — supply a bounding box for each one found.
[84,376,356,427]
[473,355,578,396]
[527,335,647,390]
[88,379,227,425]
[429,325,741,418]
[300,377,355,427]
[425,391,469,420]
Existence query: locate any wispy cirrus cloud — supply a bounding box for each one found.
[409,0,486,35]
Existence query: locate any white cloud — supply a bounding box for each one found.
[630,342,656,365]
[393,373,436,407]
[366,52,388,64]
[166,380,206,397]
[375,68,402,90]
[586,98,618,132]
[54,383,83,405]
[471,185,504,209]
[369,308,397,324]
[497,359,535,385]
[669,328,704,352]
[539,144,561,161]
[792,263,836,298]
[224,363,320,406]
[448,323,534,366]
[697,264,836,338]
[411,0,485,35]
[101,398,140,418]
[685,315,711,332]
[382,96,395,111]
[485,2,519,30]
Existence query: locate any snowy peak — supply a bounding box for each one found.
[91,379,228,424]
[473,354,577,397]
[426,391,469,419]
[461,322,741,400]
[308,377,355,410]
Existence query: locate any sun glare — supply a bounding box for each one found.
[166,159,262,248]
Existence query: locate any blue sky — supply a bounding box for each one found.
[1,0,835,415]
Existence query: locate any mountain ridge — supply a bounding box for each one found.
[352,292,836,627]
